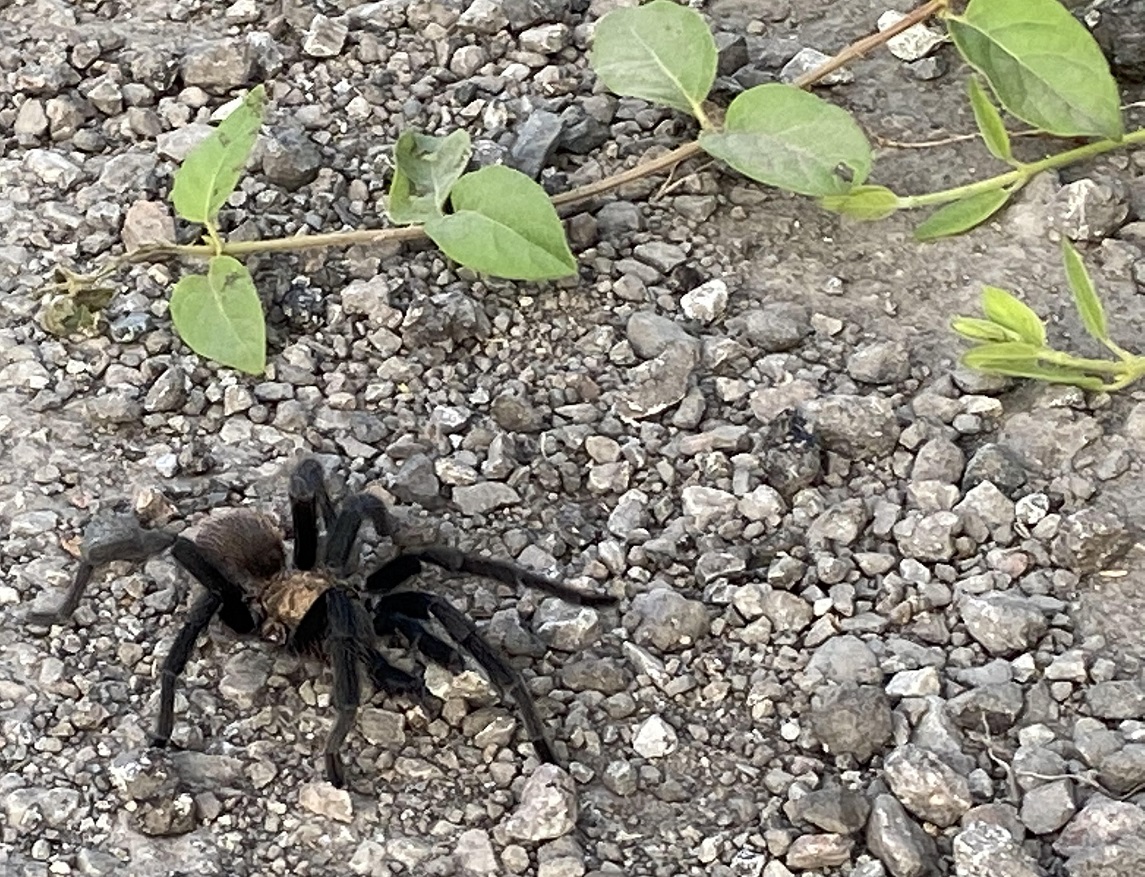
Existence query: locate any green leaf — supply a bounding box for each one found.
[1061,240,1107,342]
[589,0,717,118]
[951,316,1023,343]
[946,0,1123,140]
[981,285,1047,346]
[820,185,900,220]
[171,85,266,226]
[914,189,1012,241]
[961,344,1108,390]
[967,77,1012,162]
[388,130,472,225]
[424,165,576,281]
[170,255,265,374]
[698,84,872,197]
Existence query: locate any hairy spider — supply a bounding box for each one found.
[30,459,616,787]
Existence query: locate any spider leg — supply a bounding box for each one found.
[290,459,336,571]
[324,493,398,575]
[150,538,258,747]
[290,588,374,787]
[374,602,466,673]
[365,547,615,606]
[152,591,222,747]
[380,590,560,764]
[28,517,176,625]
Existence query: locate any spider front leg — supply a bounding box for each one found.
[27,514,176,625]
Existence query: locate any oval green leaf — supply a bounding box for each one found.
[388,129,473,225]
[980,285,1046,346]
[951,316,1022,343]
[947,0,1123,140]
[170,255,266,374]
[589,0,717,118]
[967,77,1011,162]
[961,344,1108,390]
[698,84,872,197]
[424,165,576,281]
[1061,240,1107,342]
[820,185,900,220]
[914,188,1012,241]
[171,85,266,226]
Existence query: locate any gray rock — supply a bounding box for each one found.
[1065,836,1145,877]
[953,821,1042,877]
[780,47,854,84]
[805,394,900,460]
[1072,717,1124,767]
[458,0,509,34]
[1085,680,1145,720]
[728,302,811,352]
[681,485,738,529]
[509,110,563,179]
[893,511,960,561]
[806,635,883,685]
[559,657,631,694]
[761,590,812,634]
[302,14,348,58]
[680,279,729,323]
[1052,507,1133,574]
[452,482,521,515]
[625,587,710,651]
[808,684,894,763]
[866,794,935,877]
[491,392,546,433]
[504,764,577,841]
[455,828,498,875]
[947,682,1025,734]
[788,785,871,834]
[632,714,677,758]
[391,453,442,507]
[3,786,82,831]
[1055,794,1145,857]
[261,128,322,191]
[122,200,176,251]
[884,744,973,828]
[607,488,651,542]
[534,599,601,651]
[963,443,1027,494]
[632,241,687,273]
[1098,744,1145,796]
[613,342,698,420]
[1020,779,1075,835]
[847,341,911,384]
[218,650,273,708]
[182,39,253,90]
[626,311,697,360]
[785,834,854,869]
[912,437,965,483]
[959,593,1047,656]
[143,367,187,413]
[299,781,353,822]
[1054,178,1129,241]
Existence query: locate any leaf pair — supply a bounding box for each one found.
[170,86,267,374]
[951,242,1139,391]
[592,1,873,198]
[387,130,575,281]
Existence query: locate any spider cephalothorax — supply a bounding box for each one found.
[30,459,617,786]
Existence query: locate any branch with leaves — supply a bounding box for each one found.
[40,0,1144,374]
[952,242,1145,392]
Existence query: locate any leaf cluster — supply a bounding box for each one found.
[951,243,1145,391]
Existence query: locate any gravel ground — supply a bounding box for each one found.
[3,1,1145,875]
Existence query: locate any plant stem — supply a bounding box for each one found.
[897,128,1145,209]
[552,0,948,211]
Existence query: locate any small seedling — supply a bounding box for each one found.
[951,241,1145,391]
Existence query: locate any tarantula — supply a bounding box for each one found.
[30,459,616,786]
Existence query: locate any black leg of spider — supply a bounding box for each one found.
[287,587,426,786]
[150,538,261,747]
[26,517,176,625]
[364,550,617,765]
